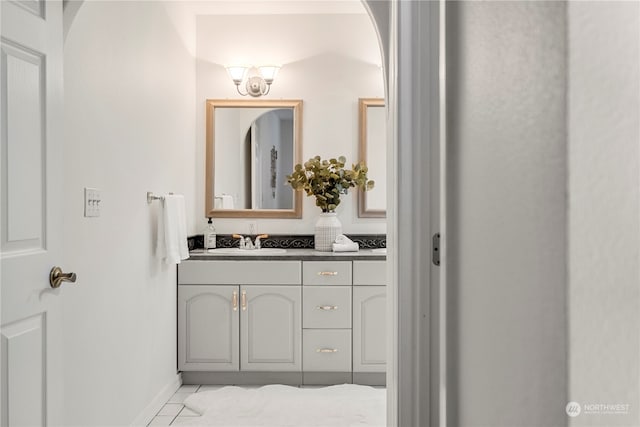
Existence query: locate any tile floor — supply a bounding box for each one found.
[148,385,224,426]
[149,384,293,426]
[147,384,384,426]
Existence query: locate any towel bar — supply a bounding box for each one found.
[147,191,174,204]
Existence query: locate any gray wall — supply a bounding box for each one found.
[568,2,640,426]
[446,2,567,425]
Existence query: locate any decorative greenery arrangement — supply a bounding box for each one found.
[286,156,374,212]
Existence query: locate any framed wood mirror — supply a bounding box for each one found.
[358,98,386,218]
[205,99,303,218]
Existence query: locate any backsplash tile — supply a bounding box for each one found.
[187,234,386,251]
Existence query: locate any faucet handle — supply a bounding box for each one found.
[254,234,269,249]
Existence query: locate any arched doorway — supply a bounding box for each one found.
[60,2,440,423]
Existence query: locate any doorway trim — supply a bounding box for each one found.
[62,1,445,426]
[363,1,443,426]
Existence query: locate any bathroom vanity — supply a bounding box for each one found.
[177,249,387,386]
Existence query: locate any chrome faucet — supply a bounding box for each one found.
[244,237,255,249]
[232,234,269,250]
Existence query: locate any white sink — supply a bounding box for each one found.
[207,248,288,255]
[370,248,387,254]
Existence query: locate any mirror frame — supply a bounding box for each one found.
[205,99,303,218]
[358,98,386,218]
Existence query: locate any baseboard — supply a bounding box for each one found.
[181,371,302,385]
[130,373,182,427]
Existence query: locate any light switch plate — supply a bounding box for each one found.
[84,187,101,217]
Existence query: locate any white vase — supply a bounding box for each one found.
[314,212,342,252]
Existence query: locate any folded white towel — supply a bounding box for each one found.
[156,194,189,265]
[335,234,354,245]
[332,234,359,252]
[332,242,359,252]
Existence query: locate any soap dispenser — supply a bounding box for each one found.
[204,218,216,249]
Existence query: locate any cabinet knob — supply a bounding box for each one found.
[241,290,247,311]
[316,348,338,353]
[232,291,238,311]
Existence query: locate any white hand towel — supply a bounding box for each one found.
[156,194,189,264]
[221,194,234,209]
[332,234,359,252]
[215,194,234,209]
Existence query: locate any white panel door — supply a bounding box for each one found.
[178,285,239,371]
[1,1,65,426]
[353,286,387,372]
[240,285,301,371]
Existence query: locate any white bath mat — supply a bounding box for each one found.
[179,384,386,426]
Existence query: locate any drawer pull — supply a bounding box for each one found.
[316,348,338,353]
[241,290,247,311]
[232,291,238,311]
[316,305,338,311]
[318,271,338,276]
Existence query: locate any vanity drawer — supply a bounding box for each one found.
[353,261,387,286]
[303,329,352,372]
[302,261,352,286]
[303,287,351,329]
[179,260,301,285]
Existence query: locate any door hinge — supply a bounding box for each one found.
[432,233,441,266]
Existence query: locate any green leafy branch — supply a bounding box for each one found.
[286,155,375,212]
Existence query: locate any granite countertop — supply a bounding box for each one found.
[187,248,387,261]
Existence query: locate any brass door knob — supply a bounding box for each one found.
[49,266,77,288]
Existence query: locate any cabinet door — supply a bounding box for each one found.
[241,285,301,371]
[353,286,387,372]
[178,285,239,371]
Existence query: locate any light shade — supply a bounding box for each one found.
[258,65,280,84]
[225,64,282,97]
[226,66,248,84]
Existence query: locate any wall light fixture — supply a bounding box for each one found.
[226,65,281,97]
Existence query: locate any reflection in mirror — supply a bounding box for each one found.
[358,98,386,218]
[206,99,302,218]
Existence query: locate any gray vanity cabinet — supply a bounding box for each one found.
[240,285,301,371]
[353,286,386,372]
[301,261,353,379]
[353,261,387,374]
[178,285,239,371]
[178,260,302,374]
[178,257,386,385]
